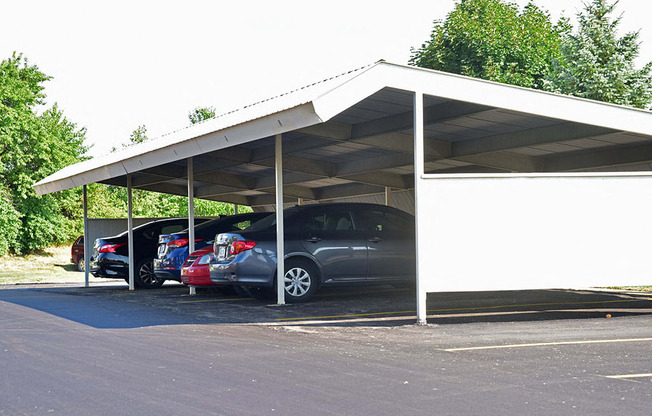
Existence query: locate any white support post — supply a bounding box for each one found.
[83,185,89,287]
[234,204,239,215]
[414,91,427,325]
[189,285,196,296]
[275,133,285,305]
[297,198,303,206]
[188,157,195,254]
[384,187,392,206]
[127,174,135,291]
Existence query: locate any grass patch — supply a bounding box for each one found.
[605,286,652,292]
[0,246,86,285]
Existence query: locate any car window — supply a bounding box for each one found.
[231,220,253,231]
[302,209,356,232]
[161,224,185,234]
[359,209,412,234]
[247,208,300,231]
[142,227,161,240]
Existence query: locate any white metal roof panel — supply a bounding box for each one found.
[34,61,652,199]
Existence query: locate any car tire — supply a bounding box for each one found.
[283,259,319,303]
[134,258,165,289]
[76,259,84,272]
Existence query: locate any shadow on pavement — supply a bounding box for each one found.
[0,282,651,329]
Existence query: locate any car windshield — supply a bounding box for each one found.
[245,208,301,232]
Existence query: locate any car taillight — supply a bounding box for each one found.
[168,238,189,248]
[98,243,126,253]
[167,238,204,249]
[230,241,256,255]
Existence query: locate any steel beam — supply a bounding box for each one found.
[452,124,617,157]
[414,91,427,326]
[83,184,89,287]
[275,133,285,305]
[543,142,652,172]
[127,174,135,291]
[188,157,195,254]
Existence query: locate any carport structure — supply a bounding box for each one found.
[34,61,652,324]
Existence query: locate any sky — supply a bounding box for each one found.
[2,0,652,157]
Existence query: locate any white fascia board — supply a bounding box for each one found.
[33,103,322,195]
[194,103,322,154]
[311,65,389,122]
[380,63,652,136]
[422,171,652,180]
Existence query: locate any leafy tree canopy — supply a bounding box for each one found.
[1,53,88,254]
[544,0,652,109]
[93,119,237,221]
[409,0,570,89]
[188,106,216,124]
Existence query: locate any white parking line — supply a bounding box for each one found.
[604,373,652,379]
[443,337,652,352]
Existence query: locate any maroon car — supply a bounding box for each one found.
[71,235,84,272]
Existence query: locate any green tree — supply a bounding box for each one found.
[128,124,148,145]
[0,53,88,254]
[409,0,569,89]
[188,106,216,124]
[544,0,652,108]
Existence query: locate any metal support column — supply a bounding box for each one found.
[127,174,135,291]
[234,204,239,215]
[188,157,195,254]
[275,133,285,305]
[83,185,89,287]
[414,91,427,325]
[384,187,392,206]
[297,198,303,206]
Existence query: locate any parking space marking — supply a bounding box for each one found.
[275,297,651,322]
[276,310,415,321]
[442,338,652,352]
[604,373,652,379]
[177,297,255,304]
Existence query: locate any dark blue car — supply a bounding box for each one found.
[153,212,269,281]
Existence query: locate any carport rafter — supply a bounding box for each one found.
[543,142,652,172]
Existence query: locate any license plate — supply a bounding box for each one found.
[157,244,166,257]
[218,246,226,259]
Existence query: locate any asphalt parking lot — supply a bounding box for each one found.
[1,282,652,415]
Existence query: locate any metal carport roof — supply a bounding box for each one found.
[34,61,652,210]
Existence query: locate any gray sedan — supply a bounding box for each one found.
[210,203,415,302]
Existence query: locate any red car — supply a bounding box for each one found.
[71,235,85,272]
[180,246,217,287]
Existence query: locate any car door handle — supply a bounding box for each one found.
[306,237,321,243]
[368,237,382,243]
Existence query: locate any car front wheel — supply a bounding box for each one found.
[134,258,165,288]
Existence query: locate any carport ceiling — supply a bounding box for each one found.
[34,61,652,207]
